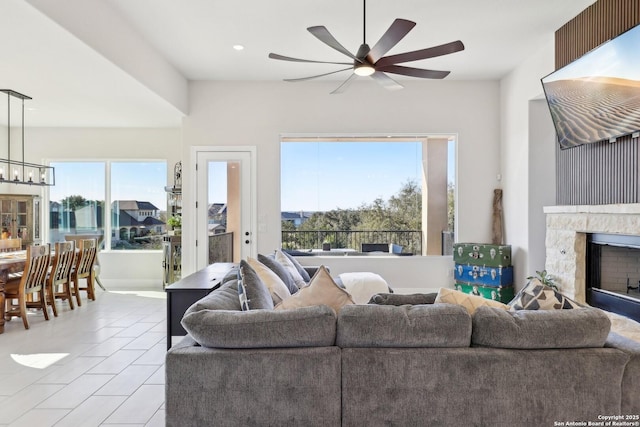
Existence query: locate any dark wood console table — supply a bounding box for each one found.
[165,262,236,349]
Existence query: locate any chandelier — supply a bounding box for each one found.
[0,89,55,186]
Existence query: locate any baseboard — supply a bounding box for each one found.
[98,279,164,291]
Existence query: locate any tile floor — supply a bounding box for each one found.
[0,288,168,426]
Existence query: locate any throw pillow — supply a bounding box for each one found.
[339,272,390,304]
[238,260,274,311]
[275,265,355,313]
[238,280,249,311]
[247,257,291,305]
[508,278,581,310]
[434,287,509,315]
[184,279,242,314]
[275,249,307,288]
[258,253,298,294]
[281,250,311,282]
[368,293,437,306]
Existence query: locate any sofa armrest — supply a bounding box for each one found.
[605,331,640,415]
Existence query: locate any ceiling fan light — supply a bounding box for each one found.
[354,63,375,76]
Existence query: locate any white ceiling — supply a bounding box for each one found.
[1,0,596,128]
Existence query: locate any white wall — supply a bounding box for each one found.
[500,36,557,288]
[6,127,182,288]
[181,79,500,291]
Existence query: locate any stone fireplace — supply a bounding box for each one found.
[544,204,640,319]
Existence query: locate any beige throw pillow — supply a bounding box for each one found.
[275,265,355,313]
[275,249,307,288]
[247,257,291,305]
[435,287,509,315]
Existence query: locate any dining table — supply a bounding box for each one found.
[0,251,28,334]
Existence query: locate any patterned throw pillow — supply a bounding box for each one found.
[238,279,249,311]
[508,278,580,310]
[237,260,274,311]
[434,287,509,315]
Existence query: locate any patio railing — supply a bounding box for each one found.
[281,230,423,255]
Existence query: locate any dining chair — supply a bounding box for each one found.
[4,244,51,329]
[47,240,76,315]
[70,238,97,306]
[64,234,105,291]
[0,238,21,252]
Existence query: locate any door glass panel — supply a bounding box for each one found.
[17,201,26,214]
[207,161,234,264]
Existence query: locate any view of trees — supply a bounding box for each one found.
[282,180,457,254]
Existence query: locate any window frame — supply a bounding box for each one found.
[44,158,168,252]
[279,133,457,256]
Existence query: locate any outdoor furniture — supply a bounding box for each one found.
[4,244,51,329]
[47,240,76,315]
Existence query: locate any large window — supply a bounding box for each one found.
[281,137,455,256]
[48,161,167,250]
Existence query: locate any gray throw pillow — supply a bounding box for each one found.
[258,253,298,294]
[183,279,242,315]
[368,293,437,306]
[281,250,311,282]
[239,260,274,310]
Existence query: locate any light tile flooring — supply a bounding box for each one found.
[0,288,168,426]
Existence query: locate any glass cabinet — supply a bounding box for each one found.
[0,194,39,247]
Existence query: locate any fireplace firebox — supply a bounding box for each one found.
[586,233,640,322]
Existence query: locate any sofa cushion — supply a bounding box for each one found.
[368,293,437,306]
[509,278,580,310]
[258,253,298,294]
[181,305,337,348]
[275,249,307,288]
[247,257,291,305]
[183,279,242,314]
[239,260,274,310]
[337,304,471,348]
[275,265,355,313]
[472,306,611,349]
[435,287,509,315]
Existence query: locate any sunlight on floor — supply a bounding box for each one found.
[11,353,69,369]
[109,290,167,299]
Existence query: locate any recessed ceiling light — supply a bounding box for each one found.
[233,45,245,51]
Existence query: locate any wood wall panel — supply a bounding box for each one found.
[555,0,640,205]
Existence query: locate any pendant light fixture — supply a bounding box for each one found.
[0,89,55,186]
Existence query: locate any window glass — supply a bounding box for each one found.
[49,162,105,244]
[111,162,167,250]
[281,138,455,256]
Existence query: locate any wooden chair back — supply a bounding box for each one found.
[21,244,51,295]
[0,238,22,252]
[47,240,76,315]
[50,241,75,285]
[75,239,97,278]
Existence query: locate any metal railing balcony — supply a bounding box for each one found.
[281,230,423,255]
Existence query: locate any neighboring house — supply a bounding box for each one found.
[208,203,227,233]
[281,211,313,227]
[112,200,165,240]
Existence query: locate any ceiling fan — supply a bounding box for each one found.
[268,0,465,94]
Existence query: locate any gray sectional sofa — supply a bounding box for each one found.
[165,278,640,427]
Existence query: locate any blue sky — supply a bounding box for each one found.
[50,161,167,209]
[280,140,455,212]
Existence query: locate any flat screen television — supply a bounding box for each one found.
[541,23,640,149]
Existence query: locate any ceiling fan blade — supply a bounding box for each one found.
[366,19,416,64]
[377,65,450,79]
[330,73,358,95]
[284,68,353,82]
[308,26,361,62]
[375,40,465,67]
[268,53,352,66]
[370,71,403,91]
